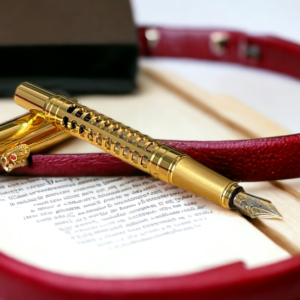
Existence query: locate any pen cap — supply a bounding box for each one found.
[14,82,55,113]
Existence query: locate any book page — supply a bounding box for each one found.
[0,176,289,279]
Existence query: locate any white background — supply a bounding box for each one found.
[131,0,300,133]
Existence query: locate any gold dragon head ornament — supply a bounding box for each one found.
[1,144,30,172]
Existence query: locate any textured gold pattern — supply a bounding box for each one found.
[45,94,186,183]
[1,144,30,172]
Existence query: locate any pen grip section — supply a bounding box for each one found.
[171,157,237,208]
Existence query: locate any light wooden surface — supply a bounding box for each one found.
[142,67,289,139]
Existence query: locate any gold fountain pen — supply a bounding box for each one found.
[14,82,282,219]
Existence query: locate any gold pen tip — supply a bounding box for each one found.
[233,192,282,220]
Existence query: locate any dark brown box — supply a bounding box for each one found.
[0,0,137,96]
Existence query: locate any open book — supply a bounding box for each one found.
[0,68,298,279]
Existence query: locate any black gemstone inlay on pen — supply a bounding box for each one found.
[83,114,91,122]
[79,124,85,134]
[62,116,68,128]
[111,126,119,134]
[71,120,77,130]
[67,105,77,113]
[75,110,83,117]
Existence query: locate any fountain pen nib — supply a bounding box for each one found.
[233,192,282,219]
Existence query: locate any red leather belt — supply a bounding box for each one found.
[11,27,300,181]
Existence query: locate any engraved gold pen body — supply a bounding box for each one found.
[14,82,282,219]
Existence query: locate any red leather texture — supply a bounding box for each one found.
[8,136,300,181]
[138,27,300,79]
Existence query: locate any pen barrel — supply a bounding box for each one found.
[14,82,239,208]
